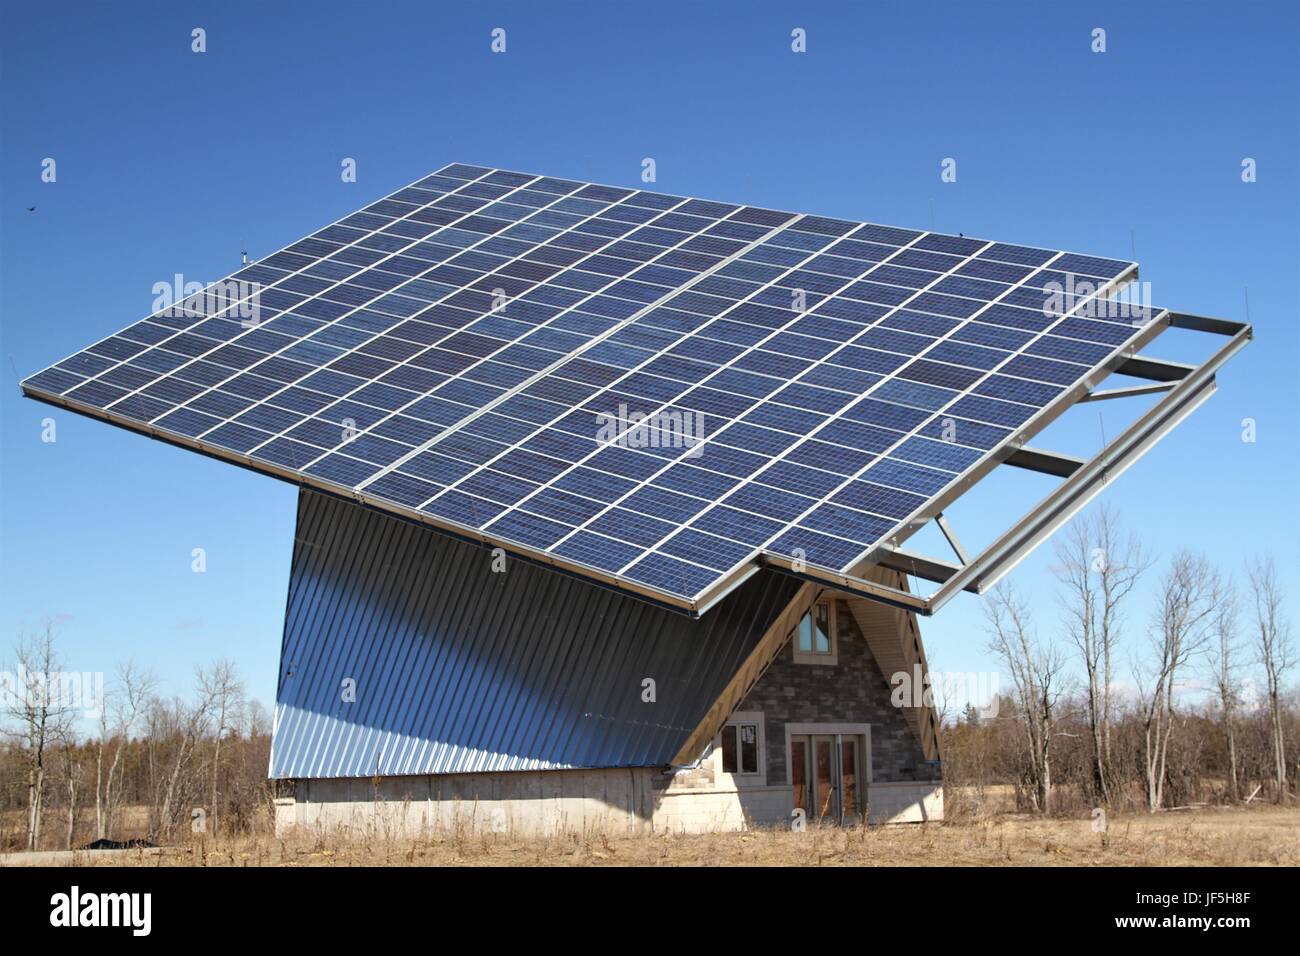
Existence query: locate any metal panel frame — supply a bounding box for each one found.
[23,307,1249,617]
[18,150,1250,619]
[759,315,1252,613]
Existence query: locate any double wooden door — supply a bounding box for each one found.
[791,733,863,824]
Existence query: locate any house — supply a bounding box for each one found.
[19,164,1247,839]
[270,488,942,836]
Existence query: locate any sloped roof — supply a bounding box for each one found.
[272,489,799,778]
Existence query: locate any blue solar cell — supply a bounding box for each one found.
[1002,354,1084,386]
[588,508,676,548]
[586,446,662,481]
[659,528,751,572]
[690,505,785,547]
[742,402,826,434]
[205,421,269,452]
[552,532,643,573]
[305,453,383,486]
[1053,317,1136,345]
[724,482,814,523]
[952,321,1034,351]
[653,462,739,499]
[192,390,256,418]
[830,480,925,519]
[784,439,876,477]
[253,437,328,470]
[767,527,865,570]
[946,394,1035,428]
[461,413,539,445]
[714,421,800,456]
[436,430,509,465]
[552,466,638,502]
[1026,335,1111,365]
[917,415,1010,451]
[692,442,764,479]
[399,451,476,485]
[421,489,506,527]
[757,460,842,498]
[460,469,539,505]
[926,340,1007,370]
[493,448,569,484]
[363,471,442,507]
[771,382,854,414]
[801,503,893,546]
[973,375,1062,406]
[624,552,719,596]
[521,487,607,524]
[892,436,981,472]
[622,485,709,524]
[109,393,173,423]
[862,458,952,496]
[1051,253,1131,279]
[529,418,600,453]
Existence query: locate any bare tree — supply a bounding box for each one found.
[1205,579,1243,801]
[984,585,1067,813]
[0,623,78,850]
[1248,555,1295,802]
[198,660,244,837]
[95,661,155,840]
[58,739,82,849]
[1054,505,1149,805]
[1137,551,1224,811]
[148,672,219,842]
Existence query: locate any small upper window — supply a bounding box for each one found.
[720,722,759,775]
[793,601,837,664]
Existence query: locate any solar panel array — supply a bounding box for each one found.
[23,163,1147,609]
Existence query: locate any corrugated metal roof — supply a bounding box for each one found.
[271,489,800,779]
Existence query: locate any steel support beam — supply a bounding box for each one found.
[876,545,967,587]
[1005,446,1086,478]
[1079,381,1177,403]
[1117,355,1196,382]
[1168,311,1246,336]
[934,512,971,564]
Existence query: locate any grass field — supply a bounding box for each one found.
[5,804,1296,867]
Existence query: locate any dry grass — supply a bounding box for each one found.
[12,804,1297,867]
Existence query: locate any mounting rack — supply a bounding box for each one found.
[762,310,1252,615]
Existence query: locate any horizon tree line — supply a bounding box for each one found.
[948,505,1295,815]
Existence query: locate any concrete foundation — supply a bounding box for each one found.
[273,767,943,837]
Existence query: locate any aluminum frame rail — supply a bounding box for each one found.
[761,312,1252,615]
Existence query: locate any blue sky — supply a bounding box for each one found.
[2,1,1296,717]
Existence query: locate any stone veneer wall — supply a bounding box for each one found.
[737,598,938,786]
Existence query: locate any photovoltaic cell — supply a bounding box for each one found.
[22,164,1153,611]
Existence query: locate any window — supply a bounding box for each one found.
[793,600,837,665]
[716,711,766,786]
[720,722,760,775]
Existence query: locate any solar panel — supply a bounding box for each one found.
[23,163,1155,613]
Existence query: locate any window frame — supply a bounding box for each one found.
[792,599,838,666]
[715,711,766,786]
